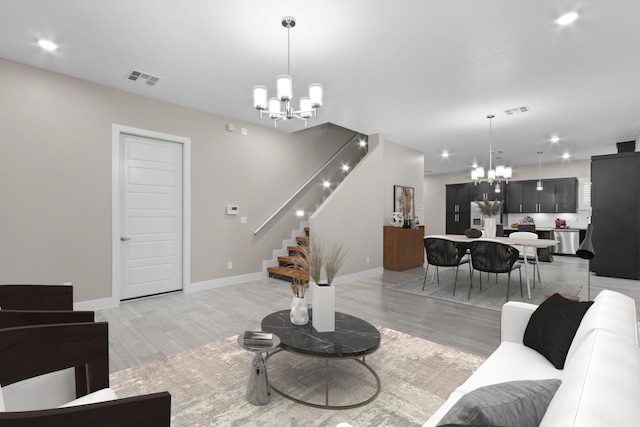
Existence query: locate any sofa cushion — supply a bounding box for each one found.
[523,293,593,369]
[422,391,467,427]
[1,368,76,411]
[540,329,640,427]
[59,388,118,408]
[454,341,561,394]
[565,290,638,366]
[437,379,561,427]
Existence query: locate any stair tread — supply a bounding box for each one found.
[278,255,308,264]
[270,227,311,284]
[267,265,309,280]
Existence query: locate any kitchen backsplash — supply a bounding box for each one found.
[505,209,591,229]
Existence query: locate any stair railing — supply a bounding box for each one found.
[254,132,367,235]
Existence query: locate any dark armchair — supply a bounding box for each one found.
[0,285,171,426]
[423,236,471,296]
[0,284,73,310]
[469,240,522,301]
[0,322,171,426]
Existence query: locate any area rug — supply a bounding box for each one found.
[109,327,485,426]
[387,269,583,311]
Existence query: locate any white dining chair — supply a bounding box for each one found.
[509,231,541,286]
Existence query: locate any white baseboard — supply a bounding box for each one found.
[331,267,384,285]
[74,296,119,311]
[185,271,268,293]
[74,268,381,310]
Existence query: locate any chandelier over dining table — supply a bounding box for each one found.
[471,114,513,193]
[252,16,323,127]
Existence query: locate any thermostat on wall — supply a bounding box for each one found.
[227,205,239,215]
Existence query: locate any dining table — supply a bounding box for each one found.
[440,234,560,300]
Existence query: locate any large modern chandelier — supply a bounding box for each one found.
[471,114,513,193]
[252,16,323,127]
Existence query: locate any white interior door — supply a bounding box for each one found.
[119,134,183,300]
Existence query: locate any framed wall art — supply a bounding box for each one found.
[394,185,415,219]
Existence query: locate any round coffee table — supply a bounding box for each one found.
[261,310,381,409]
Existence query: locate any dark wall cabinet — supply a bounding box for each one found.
[445,184,470,235]
[591,152,640,279]
[446,177,577,234]
[552,179,579,212]
[469,182,504,202]
[504,178,577,213]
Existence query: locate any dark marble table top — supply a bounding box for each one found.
[261,310,381,359]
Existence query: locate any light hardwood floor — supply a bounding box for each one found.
[97,256,640,373]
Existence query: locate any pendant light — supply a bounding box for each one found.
[536,151,543,191]
[252,16,323,127]
[471,115,513,190]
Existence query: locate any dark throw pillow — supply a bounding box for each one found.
[523,293,594,369]
[437,379,562,427]
[464,228,482,238]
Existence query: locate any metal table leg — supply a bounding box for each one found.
[246,352,271,405]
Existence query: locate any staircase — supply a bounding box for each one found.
[267,227,310,282]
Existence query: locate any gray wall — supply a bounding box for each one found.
[0,58,354,303]
[310,134,425,279]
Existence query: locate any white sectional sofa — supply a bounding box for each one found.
[424,290,640,427]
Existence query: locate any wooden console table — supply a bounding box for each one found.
[383,226,425,271]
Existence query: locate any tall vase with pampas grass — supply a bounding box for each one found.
[304,236,348,333]
[476,198,502,238]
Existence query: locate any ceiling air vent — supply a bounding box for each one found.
[125,69,161,87]
[504,106,530,116]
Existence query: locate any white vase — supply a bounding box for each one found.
[290,296,309,325]
[484,217,497,238]
[312,282,335,332]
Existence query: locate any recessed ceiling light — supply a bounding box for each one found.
[441,151,449,159]
[562,153,571,160]
[556,12,579,26]
[38,39,58,51]
[550,136,560,143]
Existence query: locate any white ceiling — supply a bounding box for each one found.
[2,1,640,175]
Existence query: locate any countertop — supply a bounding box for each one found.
[504,227,586,232]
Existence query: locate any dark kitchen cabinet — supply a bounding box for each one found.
[446,184,470,214]
[506,180,539,213]
[504,178,577,213]
[446,184,470,235]
[469,182,504,202]
[522,181,541,212]
[591,152,640,279]
[505,181,523,213]
[536,178,578,213]
[552,178,578,212]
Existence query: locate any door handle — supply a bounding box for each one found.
[120,236,132,242]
